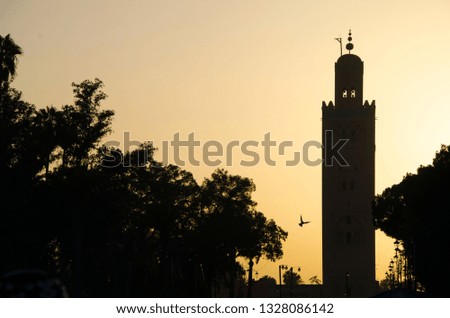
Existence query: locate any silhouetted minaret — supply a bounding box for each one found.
[322,31,376,297]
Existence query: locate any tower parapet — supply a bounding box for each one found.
[322,99,375,118]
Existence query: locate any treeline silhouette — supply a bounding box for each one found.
[373,145,450,297]
[0,34,287,297]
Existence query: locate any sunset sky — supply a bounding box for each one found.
[2,0,450,283]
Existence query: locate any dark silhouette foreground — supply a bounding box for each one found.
[0,34,287,297]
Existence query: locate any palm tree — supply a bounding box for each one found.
[34,106,60,177]
[0,34,23,87]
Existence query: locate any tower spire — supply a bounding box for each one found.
[346,29,354,54]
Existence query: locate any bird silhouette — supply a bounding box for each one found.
[299,215,310,227]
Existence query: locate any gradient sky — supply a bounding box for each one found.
[2,0,450,283]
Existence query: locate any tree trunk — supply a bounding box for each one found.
[247,259,254,297]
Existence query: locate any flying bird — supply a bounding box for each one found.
[299,215,310,227]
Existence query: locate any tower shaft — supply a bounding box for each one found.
[321,48,376,297]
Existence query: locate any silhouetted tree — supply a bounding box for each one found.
[0,40,117,294]
[33,106,60,177]
[0,35,288,298]
[0,37,46,272]
[240,211,287,297]
[197,169,257,296]
[0,87,36,177]
[58,79,114,168]
[0,80,52,276]
[257,275,277,285]
[0,34,23,88]
[197,169,287,297]
[125,156,201,296]
[283,269,302,285]
[373,145,450,296]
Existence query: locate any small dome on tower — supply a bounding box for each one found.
[336,53,362,64]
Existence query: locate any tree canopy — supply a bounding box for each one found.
[0,34,288,297]
[283,268,303,285]
[0,34,22,87]
[373,144,450,296]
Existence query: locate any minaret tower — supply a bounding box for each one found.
[322,31,376,297]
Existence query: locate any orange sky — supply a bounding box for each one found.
[2,0,450,283]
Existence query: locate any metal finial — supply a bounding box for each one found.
[345,29,354,53]
[335,37,342,56]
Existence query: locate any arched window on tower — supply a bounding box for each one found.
[350,90,356,98]
[342,90,348,98]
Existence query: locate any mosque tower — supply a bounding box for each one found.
[321,31,376,297]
